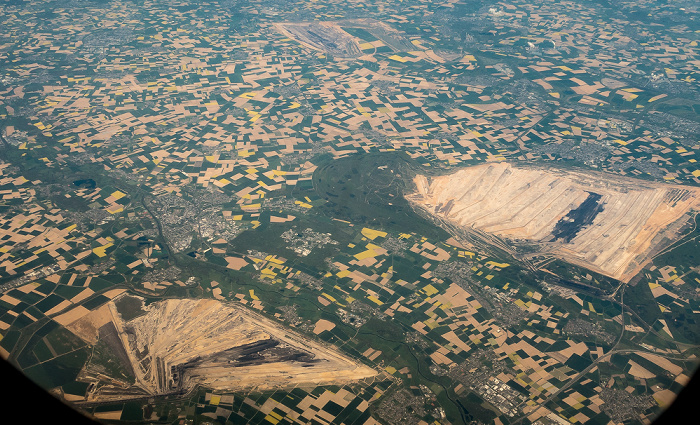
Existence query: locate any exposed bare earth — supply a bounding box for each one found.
[74,297,376,402]
[408,162,700,281]
[273,22,361,57]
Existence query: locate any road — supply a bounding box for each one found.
[509,279,697,424]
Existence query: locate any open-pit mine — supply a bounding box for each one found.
[273,22,362,57]
[408,162,700,282]
[70,297,377,403]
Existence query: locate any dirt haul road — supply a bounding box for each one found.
[408,162,700,282]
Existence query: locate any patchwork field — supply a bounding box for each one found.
[70,297,377,402]
[408,162,700,281]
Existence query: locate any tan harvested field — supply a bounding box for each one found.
[313,319,336,334]
[408,162,700,281]
[78,298,376,402]
[628,360,656,379]
[653,389,676,408]
[65,304,113,345]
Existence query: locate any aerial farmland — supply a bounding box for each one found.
[0,0,699,424]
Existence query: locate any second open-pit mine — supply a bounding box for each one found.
[71,297,377,402]
[408,162,700,282]
[273,22,362,57]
